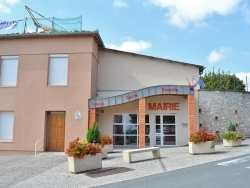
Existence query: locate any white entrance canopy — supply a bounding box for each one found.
[89,85,194,108]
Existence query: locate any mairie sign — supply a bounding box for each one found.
[148,102,180,111]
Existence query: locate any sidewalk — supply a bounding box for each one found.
[1,140,250,188]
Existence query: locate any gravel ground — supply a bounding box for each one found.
[1,140,250,188]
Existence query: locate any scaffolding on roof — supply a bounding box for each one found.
[0,6,82,35]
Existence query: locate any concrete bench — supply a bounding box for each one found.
[123,147,160,163]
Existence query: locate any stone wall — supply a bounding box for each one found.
[198,90,250,138]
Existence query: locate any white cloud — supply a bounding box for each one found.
[0,4,11,13]
[107,40,152,53]
[4,0,20,4]
[113,0,127,8]
[25,26,44,33]
[0,0,20,14]
[207,47,232,64]
[235,72,250,91]
[149,0,240,28]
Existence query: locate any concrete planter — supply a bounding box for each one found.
[68,153,102,173]
[102,146,108,159]
[104,144,113,153]
[223,139,241,147]
[189,141,216,154]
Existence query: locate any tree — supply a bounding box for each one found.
[86,122,101,143]
[228,122,236,132]
[201,69,245,91]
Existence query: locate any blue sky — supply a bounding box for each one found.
[1,0,250,89]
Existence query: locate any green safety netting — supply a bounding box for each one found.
[0,16,82,35]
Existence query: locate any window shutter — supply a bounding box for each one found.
[48,55,68,86]
[0,112,14,140]
[0,56,18,86]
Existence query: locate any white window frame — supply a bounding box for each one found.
[48,54,68,86]
[113,114,138,146]
[0,56,18,87]
[0,111,14,141]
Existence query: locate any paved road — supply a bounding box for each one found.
[97,154,250,188]
[0,140,250,187]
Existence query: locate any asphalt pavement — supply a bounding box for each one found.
[97,154,250,188]
[0,140,250,188]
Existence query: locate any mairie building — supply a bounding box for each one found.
[0,31,204,152]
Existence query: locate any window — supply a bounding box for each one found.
[0,112,14,140]
[48,54,68,86]
[0,56,18,86]
[113,114,138,146]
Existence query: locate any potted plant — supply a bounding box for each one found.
[189,129,218,154]
[86,122,101,144]
[221,122,244,147]
[86,122,107,158]
[65,137,102,173]
[101,134,113,153]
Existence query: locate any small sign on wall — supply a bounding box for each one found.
[75,111,81,121]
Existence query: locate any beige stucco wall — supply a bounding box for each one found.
[98,95,188,146]
[0,34,99,151]
[98,49,200,98]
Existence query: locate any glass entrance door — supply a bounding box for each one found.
[155,115,176,146]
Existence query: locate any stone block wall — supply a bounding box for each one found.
[198,90,250,138]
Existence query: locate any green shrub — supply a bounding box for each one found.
[86,122,101,143]
[228,122,236,131]
[221,131,243,141]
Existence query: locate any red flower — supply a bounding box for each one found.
[189,129,218,144]
[65,137,102,159]
[100,134,113,145]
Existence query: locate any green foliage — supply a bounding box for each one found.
[201,69,245,91]
[221,131,244,141]
[86,122,101,143]
[228,122,236,131]
[220,122,244,141]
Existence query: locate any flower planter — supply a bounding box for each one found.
[102,146,108,159]
[223,139,241,147]
[104,144,113,153]
[189,141,216,154]
[68,153,102,173]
